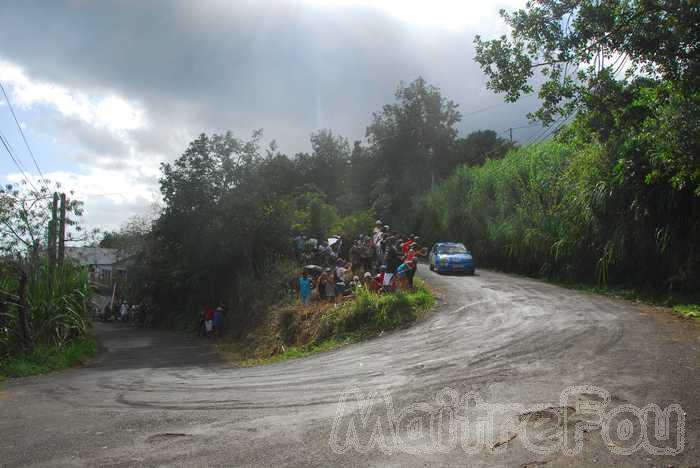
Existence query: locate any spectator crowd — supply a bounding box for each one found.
[293,220,427,305]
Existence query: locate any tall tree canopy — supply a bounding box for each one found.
[366,77,462,225]
[474,0,700,195]
[474,0,700,124]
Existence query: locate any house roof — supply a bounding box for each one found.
[66,247,127,266]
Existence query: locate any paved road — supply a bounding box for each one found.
[1,270,698,467]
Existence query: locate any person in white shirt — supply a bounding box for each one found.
[120,301,129,322]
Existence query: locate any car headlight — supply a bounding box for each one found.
[438,256,449,264]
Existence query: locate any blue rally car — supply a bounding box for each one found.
[429,242,476,275]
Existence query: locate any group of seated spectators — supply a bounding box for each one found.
[295,220,427,305]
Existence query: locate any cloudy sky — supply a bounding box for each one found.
[0,0,539,232]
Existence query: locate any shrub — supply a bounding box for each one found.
[0,335,96,379]
[315,281,434,342]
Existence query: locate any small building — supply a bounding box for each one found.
[65,247,133,286]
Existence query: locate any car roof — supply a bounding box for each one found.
[435,241,465,246]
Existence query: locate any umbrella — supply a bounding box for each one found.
[303,264,324,276]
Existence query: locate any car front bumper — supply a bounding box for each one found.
[435,262,475,273]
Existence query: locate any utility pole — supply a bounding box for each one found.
[58,193,66,266]
[509,128,513,143]
[48,192,58,274]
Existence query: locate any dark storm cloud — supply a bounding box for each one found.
[52,116,130,161]
[0,0,537,159]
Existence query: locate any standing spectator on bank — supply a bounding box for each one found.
[349,240,361,275]
[335,273,347,299]
[385,240,401,283]
[396,259,416,290]
[373,220,383,237]
[402,235,415,255]
[360,237,374,273]
[335,258,347,283]
[299,271,313,305]
[372,223,383,253]
[325,268,336,303]
[375,233,386,272]
[317,269,328,302]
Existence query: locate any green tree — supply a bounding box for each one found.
[450,130,514,169]
[295,130,350,209]
[472,0,700,291]
[474,0,700,125]
[346,141,376,211]
[154,131,294,323]
[366,77,462,226]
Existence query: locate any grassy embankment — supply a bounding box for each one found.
[0,336,97,382]
[553,282,700,323]
[218,279,435,366]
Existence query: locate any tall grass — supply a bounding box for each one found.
[0,260,91,359]
[414,138,700,290]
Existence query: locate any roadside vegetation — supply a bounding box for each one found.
[0,335,96,381]
[0,184,95,379]
[674,305,700,321]
[414,0,699,305]
[219,280,434,366]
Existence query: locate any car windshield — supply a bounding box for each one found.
[437,244,468,255]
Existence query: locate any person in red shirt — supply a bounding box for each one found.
[405,245,417,263]
[401,237,414,255]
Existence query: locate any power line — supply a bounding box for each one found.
[0,80,47,189]
[526,113,572,146]
[539,115,575,143]
[460,92,537,118]
[0,129,32,176]
[496,124,538,138]
[0,130,38,192]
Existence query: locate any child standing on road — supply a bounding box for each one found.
[204,306,214,337]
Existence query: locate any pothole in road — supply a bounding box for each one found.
[521,461,550,467]
[517,406,576,423]
[146,433,191,443]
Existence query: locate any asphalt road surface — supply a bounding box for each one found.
[1,270,698,467]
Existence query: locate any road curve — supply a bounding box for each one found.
[1,270,698,467]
